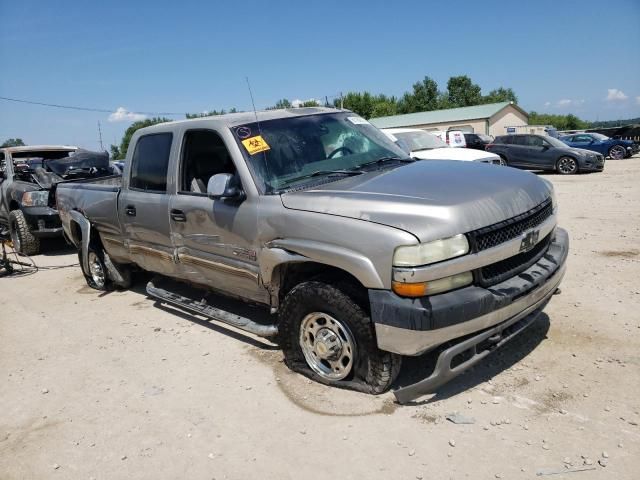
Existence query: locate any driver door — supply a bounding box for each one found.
[169,128,268,304]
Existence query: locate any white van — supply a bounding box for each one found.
[382,128,503,164]
[431,130,467,148]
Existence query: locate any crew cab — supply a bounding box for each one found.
[56,108,568,402]
[0,145,115,254]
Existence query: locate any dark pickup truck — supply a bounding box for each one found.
[55,108,568,402]
[0,145,116,254]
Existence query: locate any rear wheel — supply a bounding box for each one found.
[608,145,626,160]
[279,281,401,394]
[498,155,507,166]
[556,156,578,175]
[79,247,110,290]
[9,210,40,255]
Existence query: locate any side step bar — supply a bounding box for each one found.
[146,279,278,338]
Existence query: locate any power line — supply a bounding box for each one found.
[0,95,185,116]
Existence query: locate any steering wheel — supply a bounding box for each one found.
[327,146,354,159]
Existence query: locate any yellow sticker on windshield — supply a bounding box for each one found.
[242,135,270,155]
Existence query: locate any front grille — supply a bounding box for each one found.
[471,199,553,252]
[478,233,552,287]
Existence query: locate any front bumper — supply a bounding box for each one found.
[370,227,568,401]
[22,206,63,237]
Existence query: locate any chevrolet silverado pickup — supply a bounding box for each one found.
[55,107,568,402]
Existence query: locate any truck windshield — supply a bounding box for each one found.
[231,112,409,193]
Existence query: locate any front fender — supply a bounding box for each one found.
[263,238,385,289]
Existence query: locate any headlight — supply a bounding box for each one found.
[393,234,469,267]
[392,272,473,297]
[22,191,50,207]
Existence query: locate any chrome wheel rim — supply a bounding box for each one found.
[88,252,105,287]
[558,157,577,174]
[499,157,506,166]
[299,312,356,381]
[610,145,625,160]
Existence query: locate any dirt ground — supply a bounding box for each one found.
[2,157,639,480]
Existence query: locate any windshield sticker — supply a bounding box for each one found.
[242,135,271,155]
[236,126,252,139]
[347,116,370,125]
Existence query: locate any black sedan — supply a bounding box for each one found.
[486,134,604,174]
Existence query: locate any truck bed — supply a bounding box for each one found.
[55,175,123,241]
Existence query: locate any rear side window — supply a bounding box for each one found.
[130,133,173,192]
[512,136,528,145]
[494,136,510,144]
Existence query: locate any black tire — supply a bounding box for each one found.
[556,156,578,175]
[498,155,508,166]
[9,210,40,255]
[279,281,401,394]
[79,246,110,290]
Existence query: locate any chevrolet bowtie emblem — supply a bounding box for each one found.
[519,230,540,253]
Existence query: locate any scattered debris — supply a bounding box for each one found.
[52,464,60,470]
[598,459,608,467]
[448,439,456,447]
[408,449,416,456]
[446,413,476,425]
[41,388,49,394]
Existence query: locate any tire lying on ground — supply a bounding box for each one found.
[9,210,40,255]
[279,281,401,394]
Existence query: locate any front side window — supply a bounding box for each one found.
[231,113,407,193]
[180,129,236,194]
[574,135,592,142]
[527,136,544,147]
[130,133,173,192]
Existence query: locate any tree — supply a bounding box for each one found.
[112,117,171,160]
[528,111,589,131]
[445,75,482,108]
[397,76,441,114]
[483,87,518,104]
[301,99,320,107]
[185,108,237,119]
[110,144,121,160]
[1,138,25,148]
[274,99,292,109]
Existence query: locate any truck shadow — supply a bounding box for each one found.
[38,238,76,256]
[395,313,550,404]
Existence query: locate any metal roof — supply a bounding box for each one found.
[369,102,528,129]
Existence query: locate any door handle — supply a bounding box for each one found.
[170,209,186,222]
[125,205,136,217]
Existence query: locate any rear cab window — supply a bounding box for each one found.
[130,133,173,192]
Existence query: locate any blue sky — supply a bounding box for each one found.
[1,0,639,150]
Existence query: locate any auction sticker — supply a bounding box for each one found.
[242,135,271,155]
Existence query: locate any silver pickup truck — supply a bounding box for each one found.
[56,107,568,402]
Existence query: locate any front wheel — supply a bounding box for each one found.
[608,145,626,160]
[279,281,401,394]
[556,156,578,175]
[498,155,507,166]
[9,210,40,255]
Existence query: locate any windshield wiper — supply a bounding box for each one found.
[279,169,363,187]
[355,156,415,169]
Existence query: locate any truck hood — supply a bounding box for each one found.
[280,160,552,242]
[410,147,499,162]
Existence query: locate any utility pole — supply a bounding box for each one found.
[97,121,104,151]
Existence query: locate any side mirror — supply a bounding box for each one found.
[207,173,244,200]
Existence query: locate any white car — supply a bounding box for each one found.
[382,128,503,165]
[431,130,467,148]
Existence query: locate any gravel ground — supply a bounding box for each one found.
[1,156,639,480]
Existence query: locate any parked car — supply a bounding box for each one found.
[382,128,502,164]
[560,132,636,160]
[56,108,568,403]
[431,130,467,147]
[464,133,494,151]
[0,145,117,255]
[486,134,605,174]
